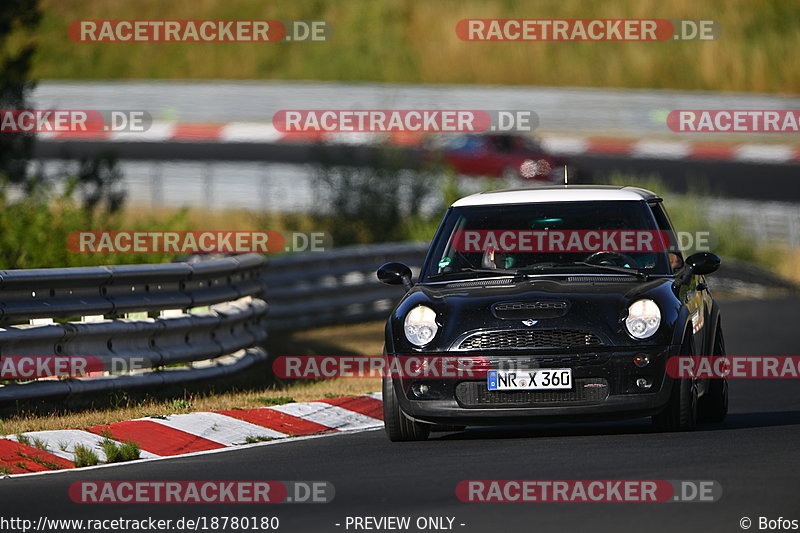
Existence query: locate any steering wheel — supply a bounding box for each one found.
[584,251,639,268]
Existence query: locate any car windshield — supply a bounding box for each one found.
[421,200,672,281]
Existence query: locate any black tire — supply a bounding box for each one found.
[653,335,698,432]
[698,324,729,423]
[382,377,430,442]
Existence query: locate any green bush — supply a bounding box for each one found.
[311,151,440,246]
[0,178,190,269]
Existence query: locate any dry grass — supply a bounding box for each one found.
[120,206,321,234]
[776,248,800,285]
[31,0,800,93]
[0,322,385,436]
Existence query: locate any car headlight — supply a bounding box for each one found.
[625,299,661,339]
[404,305,439,346]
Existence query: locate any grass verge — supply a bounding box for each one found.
[31,0,800,93]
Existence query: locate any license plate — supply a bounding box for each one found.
[487,368,572,390]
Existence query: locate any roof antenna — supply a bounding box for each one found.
[564,165,569,186]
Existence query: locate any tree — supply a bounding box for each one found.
[0,0,40,183]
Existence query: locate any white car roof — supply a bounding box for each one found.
[450,185,660,207]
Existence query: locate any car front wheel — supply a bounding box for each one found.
[698,323,729,423]
[653,335,698,432]
[382,377,430,442]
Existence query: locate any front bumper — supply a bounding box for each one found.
[390,346,680,426]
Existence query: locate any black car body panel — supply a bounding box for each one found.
[380,186,723,428]
[384,276,693,424]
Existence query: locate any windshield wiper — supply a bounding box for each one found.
[573,262,648,279]
[427,267,522,281]
[460,267,521,276]
[522,262,648,280]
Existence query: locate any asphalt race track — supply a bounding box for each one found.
[1,297,798,533]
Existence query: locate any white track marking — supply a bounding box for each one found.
[145,412,285,445]
[0,397,384,477]
[0,426,383,480]
[734,144,795,163]
[269,402,382,431]
[9,430,159,462]
[326,132,385,145]
[221,122,283,143]
[632,141,691,159]
[111,121,175,142]
[539,136,589,155]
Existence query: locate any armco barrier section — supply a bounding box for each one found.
[263,242,429,331]
[0,255,268,402]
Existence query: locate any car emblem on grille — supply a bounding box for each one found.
[521,319,538,327]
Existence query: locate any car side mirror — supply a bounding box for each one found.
[673,252,720,289]
[377,262,413,291]
[685,252,720,275]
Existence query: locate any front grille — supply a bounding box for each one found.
[494,301,566,312]
[455,378,609,407]
[492,301,568,320]
[457,329,602,350]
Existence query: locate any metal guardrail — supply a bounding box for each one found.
[705,199,800,249]
[0,254,268,402]
[264,242,428,331]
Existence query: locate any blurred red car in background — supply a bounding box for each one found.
[427,133,569,181]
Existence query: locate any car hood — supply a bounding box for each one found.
[388,276,682,353]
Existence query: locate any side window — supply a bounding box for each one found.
[649,201,684,272]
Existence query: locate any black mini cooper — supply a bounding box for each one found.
[377,185,728,441]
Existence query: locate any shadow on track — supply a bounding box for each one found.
[429,410,800,441]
